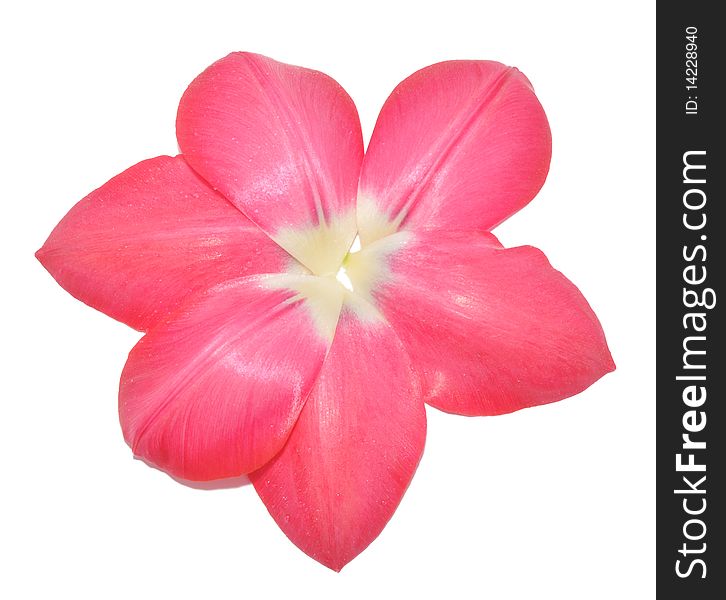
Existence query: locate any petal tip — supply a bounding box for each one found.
[34,245,46,266]
[300,541,363,572]
[603,350,617,375]
[326,560,348,573]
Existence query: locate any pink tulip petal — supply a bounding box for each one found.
[177,52,363,275]
[36,156,296,332]
[358,60,551,244]
[251,299,426,571]
[119,274,345,481]
[347,230,614,416]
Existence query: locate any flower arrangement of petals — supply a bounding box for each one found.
[36,52,614,571]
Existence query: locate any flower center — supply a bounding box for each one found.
[272,215,411,341]
[333,234,361,292]
[335,265,354,291]
[274,210,357,277]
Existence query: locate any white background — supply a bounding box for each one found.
[1,1,654,598]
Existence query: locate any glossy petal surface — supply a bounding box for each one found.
[358,60,551,244]
[348,230,614,416]
[251,300,426,571]
[36,156,293,332]
[120,274,343,481]
[177,52,363,274]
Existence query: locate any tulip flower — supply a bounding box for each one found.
[37,52,614,570]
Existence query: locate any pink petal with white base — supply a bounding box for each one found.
[357,60,551,244]
[36,156,295,332]
[120,274,344,481]
[177,52,363,275]
[346,230,614,416]
[251,299,426,571]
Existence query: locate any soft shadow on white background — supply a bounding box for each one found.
[136,456,251,490]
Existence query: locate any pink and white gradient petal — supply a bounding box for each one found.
[36,156,295,332]
[119,274,344,482]
[251,300,426,571]
[177,52,364,275]
[357,60,551,244]
[348,230,614,416]
[34,50,616,571]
